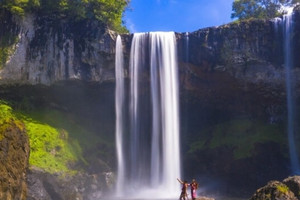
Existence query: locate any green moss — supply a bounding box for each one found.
[0,101,82,174]
[22,109,110,150]
[276,184,289,194]
[0,103,14,123]
[10,6,25,16]
[24,120,78,173]
[17,108,113,170]
[0,101,23,141]
[189,119,285,159]
[0,33,19,69]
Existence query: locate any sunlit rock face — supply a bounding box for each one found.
[0,12,117,85]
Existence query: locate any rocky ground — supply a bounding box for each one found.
[249,176,300,200]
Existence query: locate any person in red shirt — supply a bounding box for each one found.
[190,179,199,200]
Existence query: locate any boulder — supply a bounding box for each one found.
[249,178,300,200]
[27,167,112,200]
[283,176,300,199]
[0,120,29,200]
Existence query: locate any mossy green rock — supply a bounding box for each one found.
[250,178,299,200]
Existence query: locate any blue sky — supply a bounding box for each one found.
[123,0,235,33]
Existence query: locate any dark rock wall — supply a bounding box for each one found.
[174,7,300,195]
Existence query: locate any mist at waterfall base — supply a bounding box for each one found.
[114,32,181,199]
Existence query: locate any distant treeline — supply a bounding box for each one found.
[232,0,300,20]
[0,0,129,33]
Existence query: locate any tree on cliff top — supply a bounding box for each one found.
[231,0,300,20]
[0,0,130,33]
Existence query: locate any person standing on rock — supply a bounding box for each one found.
[177,178,190,200]
[190,179,198,200]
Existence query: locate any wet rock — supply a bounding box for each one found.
[283,176,300,199]
[27,167,111,200]
[249,177,300,200]
[0,120,29,200]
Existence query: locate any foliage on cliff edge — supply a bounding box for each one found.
[231,0,300,20]
[0,0,129,33]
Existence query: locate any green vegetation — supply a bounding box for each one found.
[23,119,78,173]
[0,101,83,174]
[231,0,300,20]
[0,102,15,141]
[276,184,289,194]
[21,108,114,166]
[189,119,286,159]
[0,33,18,69]
[0,0,130,33]
[0,101,14,123]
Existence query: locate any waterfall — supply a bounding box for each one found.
[149,32,181,193]
[116,32,181,198]
[129,33,149,186]
[115,35,125,196]
[273,17,282,34]
[185,32,189,63]
[283,9,300,174]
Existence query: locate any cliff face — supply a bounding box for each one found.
[1,8,300,86]
[175,8,300,194]
[1,7,300,198]
[0,11,117,85]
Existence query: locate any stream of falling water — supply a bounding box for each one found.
[115,35,125,196]
[283,9,300,174]
[115,32,181,199]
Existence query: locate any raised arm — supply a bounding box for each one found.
[177,178,183,184]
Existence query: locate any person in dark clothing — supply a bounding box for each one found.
[177,178,189,200]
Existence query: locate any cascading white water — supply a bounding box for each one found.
[115,35,125,196]
[273,17,282,34]
[283,9,300,174]
[149,32,181,194]
[185,32,189,63]
[116,32,181,198]
[128,33,149,187]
